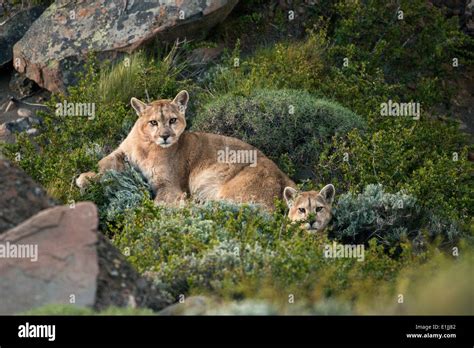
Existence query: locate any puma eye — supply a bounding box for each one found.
[298,208,306,214]
[169,118,177,124]
[316,207,323,212]
[149,120,158,126]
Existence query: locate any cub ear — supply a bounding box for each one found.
[283,187,298,207]
[319,184,335,205]
[131,97,147,116]
[172,90,189,112]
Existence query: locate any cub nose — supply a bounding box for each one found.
[161,135,170,141]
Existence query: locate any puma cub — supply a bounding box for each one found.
[283,185,335,233]
[76,90,334,232]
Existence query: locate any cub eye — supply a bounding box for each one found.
[316,207,323,212]
[298,208,306,214]
[149,120,158,126]
[169,118,177,124]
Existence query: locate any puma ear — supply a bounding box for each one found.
[319,184,335,205]
[283,187,298,207]
[131,97,147,116]
[172,90,189,112]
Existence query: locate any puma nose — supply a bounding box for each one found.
[161,135,170,141]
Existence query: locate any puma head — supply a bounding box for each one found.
[130,90,189,148]
[284,184,335,233]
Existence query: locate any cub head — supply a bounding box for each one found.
[130,90,189,148]
[284,184,335,233]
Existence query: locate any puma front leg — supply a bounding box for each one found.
[152,181,187,206]
[76,149,126,189]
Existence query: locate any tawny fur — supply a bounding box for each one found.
[77,91,296,210]
[284,185,335,232]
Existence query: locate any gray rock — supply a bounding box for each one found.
[9,72,39,97]
[3,116,40,133]
[13,0,239,92]
[0,6,46,67]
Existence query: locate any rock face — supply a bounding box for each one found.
[0,202,173,314]
[0,159,55,233]
[13,0,239,92]
[0,202,99,314]
[0,6,46,67]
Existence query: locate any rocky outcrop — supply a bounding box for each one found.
[0,6,46,67]
[0,202,173,314]
[0,159,55,233]
[13,0,239,92]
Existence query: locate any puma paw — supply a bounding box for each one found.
[76,172,97,189]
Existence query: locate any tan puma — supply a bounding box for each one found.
[283,184,335,233]
[76,90,334,230]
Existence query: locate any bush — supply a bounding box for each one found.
[318,120,473,222]
[327,0,473,109]
[331,184,462,247]
[202,31,328,96]
[192,88,365,178]
[81,164,152,224]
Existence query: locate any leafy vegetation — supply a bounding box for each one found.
[192,88,365,177]
[331,184,462,248]
[317,121,473,221]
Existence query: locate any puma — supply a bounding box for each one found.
[283,184,335,233]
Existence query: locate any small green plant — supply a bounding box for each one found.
[81,164,152,224]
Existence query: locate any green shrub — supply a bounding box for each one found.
[105,191,471,312]
[202,32,328,96]
[192,88,365,178]
[328,0,473,106]
[318,120,473,221]
[81,165,152,223]
[331,184,462,247]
